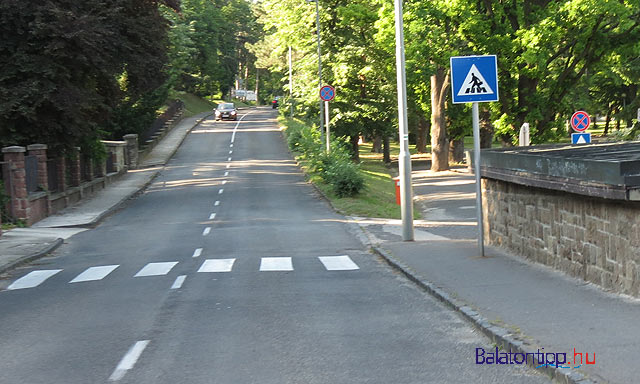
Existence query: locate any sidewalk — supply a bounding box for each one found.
[0,111,212,275]
[355,169,639,384]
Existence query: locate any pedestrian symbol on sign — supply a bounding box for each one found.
[457,65,494,96]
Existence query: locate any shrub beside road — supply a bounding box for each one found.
[280,117,421,220]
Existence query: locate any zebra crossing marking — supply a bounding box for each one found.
[197,259,236,273]
[69,265,119,283]
[7,270,62,290]
[134,262,178,277]
[318,256,359,271]
[260,257,293,272]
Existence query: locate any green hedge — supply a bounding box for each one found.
[283,118,364,197]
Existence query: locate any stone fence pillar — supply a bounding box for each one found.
[2,146,29,222]
[55,156,67,192]
[69,147,81,187]
[123,134,139,169]
[27,144,48,191]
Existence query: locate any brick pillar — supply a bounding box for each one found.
[27,144,48,191]
[123,134,139,169]
[69,147,81,187]
[2,146,29,222]
[56,156,67,192]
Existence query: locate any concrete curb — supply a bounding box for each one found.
[0,238,64,275]
[371,246,596,384]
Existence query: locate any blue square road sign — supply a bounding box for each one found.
[450,55,499,104]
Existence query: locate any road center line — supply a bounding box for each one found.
[193,248,203,258]
[109,340,150,381]
[214,201,220,206]
[224,172,229,177]
[226,164,231,169]
[222,180,227,185]
[203,227,211,236]
[230,111,252,144]
[171,275,186,290]
[227,157,232,162]
[218,189,224,195]
[209,213,216,220]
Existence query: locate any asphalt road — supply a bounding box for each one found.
[0,107,550,383]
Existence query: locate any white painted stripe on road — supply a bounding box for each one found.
[260,257,293,271]
[193,248,203,258]
[230,144,233,148]
[7,270,62,290]
[69,265,119,283]
[319,256,360,271]
[230,111,252,143]
[203,227,211,236]
[134,262,178,277]
[226,164,231,169]
[222,180,227,185]
[209,213,216,220]
[218,189,224,195]
[197,259,236,273]
[215,201,220,206]
[109,340,150,381]
[171,275,186,290]
[229,150,233,154]
[224,172,229,177]
[228,157,232,162]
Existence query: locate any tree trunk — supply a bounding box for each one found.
[416,115,429,153]
[449,138,464,163]
[383,136,391,164]
[350,135,360,163]
[372,135,382,153]
[604,105,612,136]
[615,106,621,130]
[430,67,450,171]
[479,108,494,148]
[255,69,260,106]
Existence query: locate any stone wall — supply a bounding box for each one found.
[483,178,640,297]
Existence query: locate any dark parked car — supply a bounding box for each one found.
[215,103,238,121]
[271,98,278,109]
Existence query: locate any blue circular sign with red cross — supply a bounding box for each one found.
[320,85,335,102]
[571,111,591,132]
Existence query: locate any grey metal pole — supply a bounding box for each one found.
[325,100,330,153]
[393,0,414,241]
[314,0,324,134]
[289,46,294,117]
[472,102,485,256]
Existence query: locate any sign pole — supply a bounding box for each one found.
[289,46,294,117]
[325,100,330,153]
[394,0,414,241]
[472,102,485,256]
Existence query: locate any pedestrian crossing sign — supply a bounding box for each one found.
[450,55,499,104]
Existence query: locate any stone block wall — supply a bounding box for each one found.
[483,178,640,297]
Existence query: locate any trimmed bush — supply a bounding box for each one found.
[282,118,364,197]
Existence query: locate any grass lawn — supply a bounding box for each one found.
[280,117,421,219]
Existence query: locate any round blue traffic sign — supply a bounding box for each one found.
[320,85,335,102]
[571,111,591,132]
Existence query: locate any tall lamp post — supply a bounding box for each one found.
[394,0,414,241]
[306,0,324,134]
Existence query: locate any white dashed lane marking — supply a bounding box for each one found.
[202,227,211,236]
[171,275,186,290]
[109,340,150,381]
[192,248,203,258]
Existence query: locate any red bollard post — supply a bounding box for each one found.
[393,177,401,205]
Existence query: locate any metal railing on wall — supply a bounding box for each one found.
[25,155,38,193]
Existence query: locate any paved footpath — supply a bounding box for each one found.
[356,168,640,384]
[0,112,212,275]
